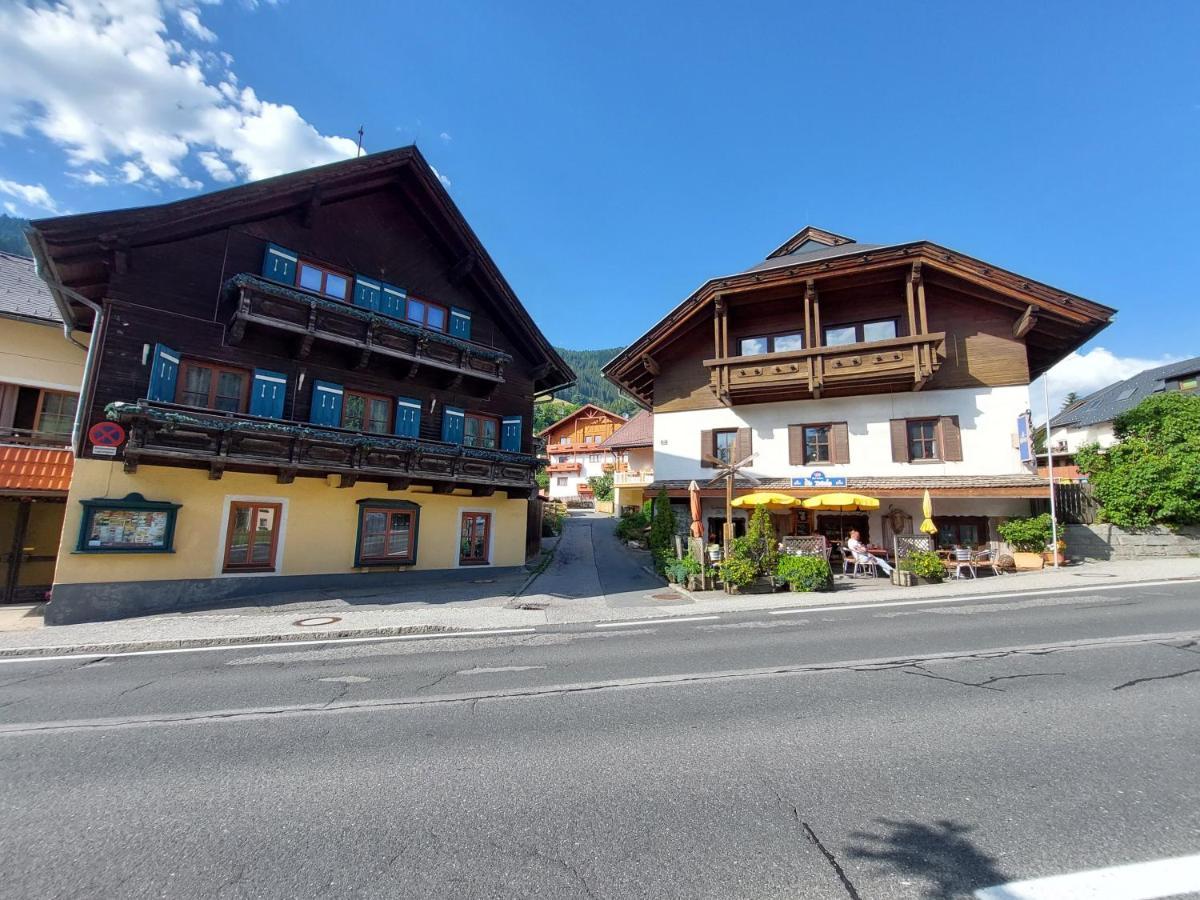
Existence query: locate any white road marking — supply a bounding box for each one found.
[768,577,1200,617]
[0,628,539,664]
[975,852,1200,899]
[456,665,546,675]
[594,615,720,629]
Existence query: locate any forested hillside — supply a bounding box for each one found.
[552,347,639,416]
[0,216,32,257]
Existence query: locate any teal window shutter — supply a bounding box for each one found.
[146,343,180,402]
[501,416,522,452]
[449,307,472,340]
[380,283,406,319]
[249,370,287,419]
[395,397,421,438]
[353,276,381,311]
[441,406,465,444]
[262,243,298,285]
[310,380,344,427]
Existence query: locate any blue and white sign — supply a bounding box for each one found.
[1017,413,1034,464]
[791,471,847,488]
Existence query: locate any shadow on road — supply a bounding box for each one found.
[846,818,1009,899]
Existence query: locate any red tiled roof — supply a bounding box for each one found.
[0,446,73,493]
[601,410,652,449]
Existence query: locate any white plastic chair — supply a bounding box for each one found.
[952,547,976,579]
[844,552,879,578]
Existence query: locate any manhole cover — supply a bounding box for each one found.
[294,616,341,627]
[1072,573,1116,578]
[514,602,549,611]
[652,593,682,601]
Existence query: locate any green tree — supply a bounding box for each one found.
[550,347,639,417]
[588,473,613,502]
[533,398,581,434]
[535,469,550,491]
[743,505,779,576]
[649,488,677,555]
[1075,392,1200,528]
[1060,391,1080,411]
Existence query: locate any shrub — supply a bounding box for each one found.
[588,473,614,502]
[997,513,1056,553]
[743,505,779,576]
[649,488,677,555]
[900,550,945,582]
[542,502,567,537]
[615,508,651,542]
[1075,392,1200,528]
[718,555,757,588]
[776,555,833,592]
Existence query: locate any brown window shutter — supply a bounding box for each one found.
[735,427,753,463]
[939,416,963,461]
[831,422,850,464]
[700,430,713,468]
[890,419,910,463]
[787,425,804,466]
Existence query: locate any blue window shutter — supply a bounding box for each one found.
[441,406,465,444]
[262,243,298,285]
[353,276,381,311]
[146,343,180,402]
[310,380,344,427]
[249,369,287,419]
[395,397,422,438]
[379,283,406,320]
[501,416,522,452]
[449,307,472,340]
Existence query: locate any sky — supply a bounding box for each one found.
[1,0,1197,421]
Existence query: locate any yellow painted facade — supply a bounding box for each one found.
[55,458,528,586]
[0,318,87,392]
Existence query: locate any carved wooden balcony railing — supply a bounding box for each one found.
[227,274,512,391]
[704,332,946,403]
[106,401,537,496]
[546,461,582,474]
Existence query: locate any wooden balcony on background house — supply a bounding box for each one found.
[546,461,582,474]
[704,332,946,404]
[613,470,654,487]
[227,274,512,392]
[106,400,537,496]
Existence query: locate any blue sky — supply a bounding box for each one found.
[1,1,1196,415]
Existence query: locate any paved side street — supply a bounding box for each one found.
[0,511,1196,657]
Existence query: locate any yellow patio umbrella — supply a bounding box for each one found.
[731,491,800,511]
[800,492,880,512]
[919,489,938,534]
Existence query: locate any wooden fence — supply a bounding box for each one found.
[1033,482,1100,524]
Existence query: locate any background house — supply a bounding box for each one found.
[538,403,626,502]
[602,409,653,512]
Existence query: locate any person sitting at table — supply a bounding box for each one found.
[845,529,894,574]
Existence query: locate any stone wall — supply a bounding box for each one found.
[1066,524,1200,561]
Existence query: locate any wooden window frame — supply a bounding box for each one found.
[342,388,393,435]
[355,500,421,567]
[404,296,450,333]
[295,258,352,302]
[33,389,79,437]
[222,501,283,573]
[802,424,832,464]
[822,317,901,346]
[934,515,990,549]
[459,511,492,566]
[738,331,806,356]
[176,359,251,413]
[907,419,940,462]
[713,429,737,464]
[463,412,500,450]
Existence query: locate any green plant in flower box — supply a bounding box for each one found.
[776,555,834,592]
[899,549,945,582]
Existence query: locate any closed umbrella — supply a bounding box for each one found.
[688,480,703,539]
[919,489,938,535]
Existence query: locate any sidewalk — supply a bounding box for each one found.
[0,552,1196,658]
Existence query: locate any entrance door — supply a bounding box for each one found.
[460,512,491,565]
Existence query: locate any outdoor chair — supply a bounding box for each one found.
[843,553,879,578]
[951,547,976,579]
[971,548,1002,577]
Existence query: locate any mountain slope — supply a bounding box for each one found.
[0,216,32,257]
[552,347,638,416]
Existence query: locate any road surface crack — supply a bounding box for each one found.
[802,822,863,900]
[904,666,1064,692]
[1161,640,1200,656]
[1112,666,1200,691]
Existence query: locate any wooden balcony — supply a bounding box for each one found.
[106,401,537,496]
[546,461,582,474]
[613,470,653,486]
[227,274,512,392]
[0,427,72,449]
[704,332,946,403]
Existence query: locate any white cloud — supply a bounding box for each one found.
[0,0,358,192]
[439,131,451,142]
[0,177,60,214]
[121,161,144,183]
[1030,346,1184,422]
[430,165,451,189]
[70,170,109,186]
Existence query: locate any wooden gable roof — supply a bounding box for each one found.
[536,403,628,438]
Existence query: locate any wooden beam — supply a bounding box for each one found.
[432,482,456,495]
[1012,304,1039,339]
[905,268,917,337]
[208,460,225,480]
[641,354,660,376]
[338,473,358,489]
[277,468,297,485]
[387,478,412,492]
[471,485,496,497]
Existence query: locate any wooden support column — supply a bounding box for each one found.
[810,280,823,397]
[805,280,818,395]
[913,261,929,375]
[905,268,917,336]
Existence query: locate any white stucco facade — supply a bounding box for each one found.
[547,448,616,500]
[1048,422,1116,454]
[653,385,1031,482]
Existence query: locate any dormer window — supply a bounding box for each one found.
[297,259,350,301]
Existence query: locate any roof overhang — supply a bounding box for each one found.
[604,241,1116,406]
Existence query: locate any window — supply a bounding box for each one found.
[907,420,939,461]
[177,360,249,412]
[556,477,567,486]
[1179,376,1197,393]
[357,504,417,565]
[297,260,349,301]
[714,429,737,464]
[804,425,831,464]
[557,456,568,464]
[561,436,572,445]
[405,297,449,332]
[824,319,898,346]
[460,512,491,565]
[934,516,990,549]
[343,390,391,434]
[464,413,499,449]
[738,333,804,356]
[223,502,282,572]
[589,453,601,462]
[34,390,78,436]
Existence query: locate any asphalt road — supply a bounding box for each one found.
[2,578,1199,899]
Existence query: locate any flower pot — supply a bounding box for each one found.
[1043,551,1067,566]
[892,570,916,587]
[732,576,777,595]
[1013,551,1045,571]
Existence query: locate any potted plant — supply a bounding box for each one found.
[720,506,782,594]
[1044,538,1067,566]
[899,549,945,585]
[997,514,1056,570]
[776,555,834,592]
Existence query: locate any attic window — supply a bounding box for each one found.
[793,239,831,252]
[1115,388,1135,401]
